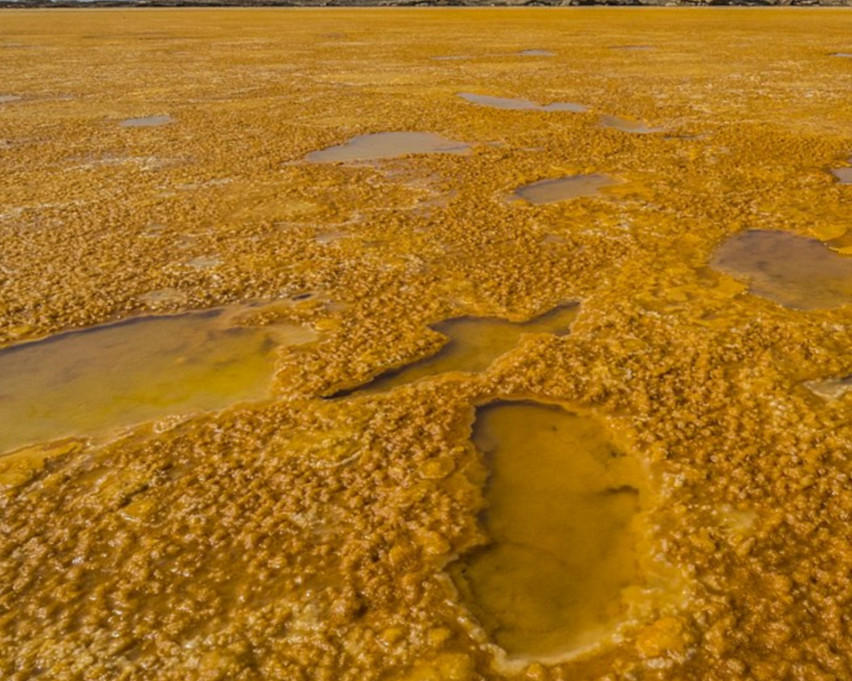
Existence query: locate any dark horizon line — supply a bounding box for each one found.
[2,0,850,6]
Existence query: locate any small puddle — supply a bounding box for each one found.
[139,288,186,306]
[711,229,852,310]
[306,132,470,163]
[831,52,852,58]
[0,306,317,455]
[600,115,665,135]
[186,255,222,270]
[331,304,577,397]
[120,115,173,128]
[804,375,852,400]
[0,95,21,104]
[512,174,615,204]
[451,400,648,663]
[458,92,586,113]
[315,230,347,244]
[831,166,852,184]
[519,49,555,57]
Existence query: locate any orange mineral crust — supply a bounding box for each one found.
[1,8,851,681]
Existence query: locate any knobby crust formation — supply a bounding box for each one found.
[1,9,851,681]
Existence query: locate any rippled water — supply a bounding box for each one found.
[711,229,852,310]
[513,174,614,204]
[0,307,317,454]
[331,304,577,397]
[458,92,586,113]
[451,401,647,662]
[306,132,470,163]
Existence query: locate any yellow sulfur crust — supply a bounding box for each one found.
[0,8,851,681]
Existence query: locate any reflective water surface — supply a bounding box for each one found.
[513,174,615,204]
[451,401,648,661]
[711,229,852,310]
[0,307,317,454]
[805,375,852,400]
[458,92,586,113]
[306,132,470,163]
[120,115,173,127]
[831,167,852,184]
[600,115,665,134]
[332,304,577,396]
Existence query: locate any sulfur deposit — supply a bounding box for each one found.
[1,8,851,681]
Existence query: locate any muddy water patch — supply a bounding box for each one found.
[711,229,852,310]
[600,115,664,134]
[330,304,577,397]
[458,92,586,113]
[120,114,173,128]
[0,95,21,104]
[315,230,347,244]
[519,49,555,57]
[451,401,649,664]
[306,132,470,163]
[0,307,317,454]
[830,166,852,184]
[512,174,615,204]
[185,255,222,270]
[804,375,852,400]
[138,288,187,307]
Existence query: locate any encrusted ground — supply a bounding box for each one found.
[1,8,851,681]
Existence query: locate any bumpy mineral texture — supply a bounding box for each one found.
[1,9,851,681]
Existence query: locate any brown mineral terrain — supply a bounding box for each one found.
[1,8,851,681]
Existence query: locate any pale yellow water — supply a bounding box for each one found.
[0,307,316,453]
[335,304,577,396]
[451,401,647,661]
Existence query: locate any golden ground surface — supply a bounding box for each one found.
[1,7,852,681]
